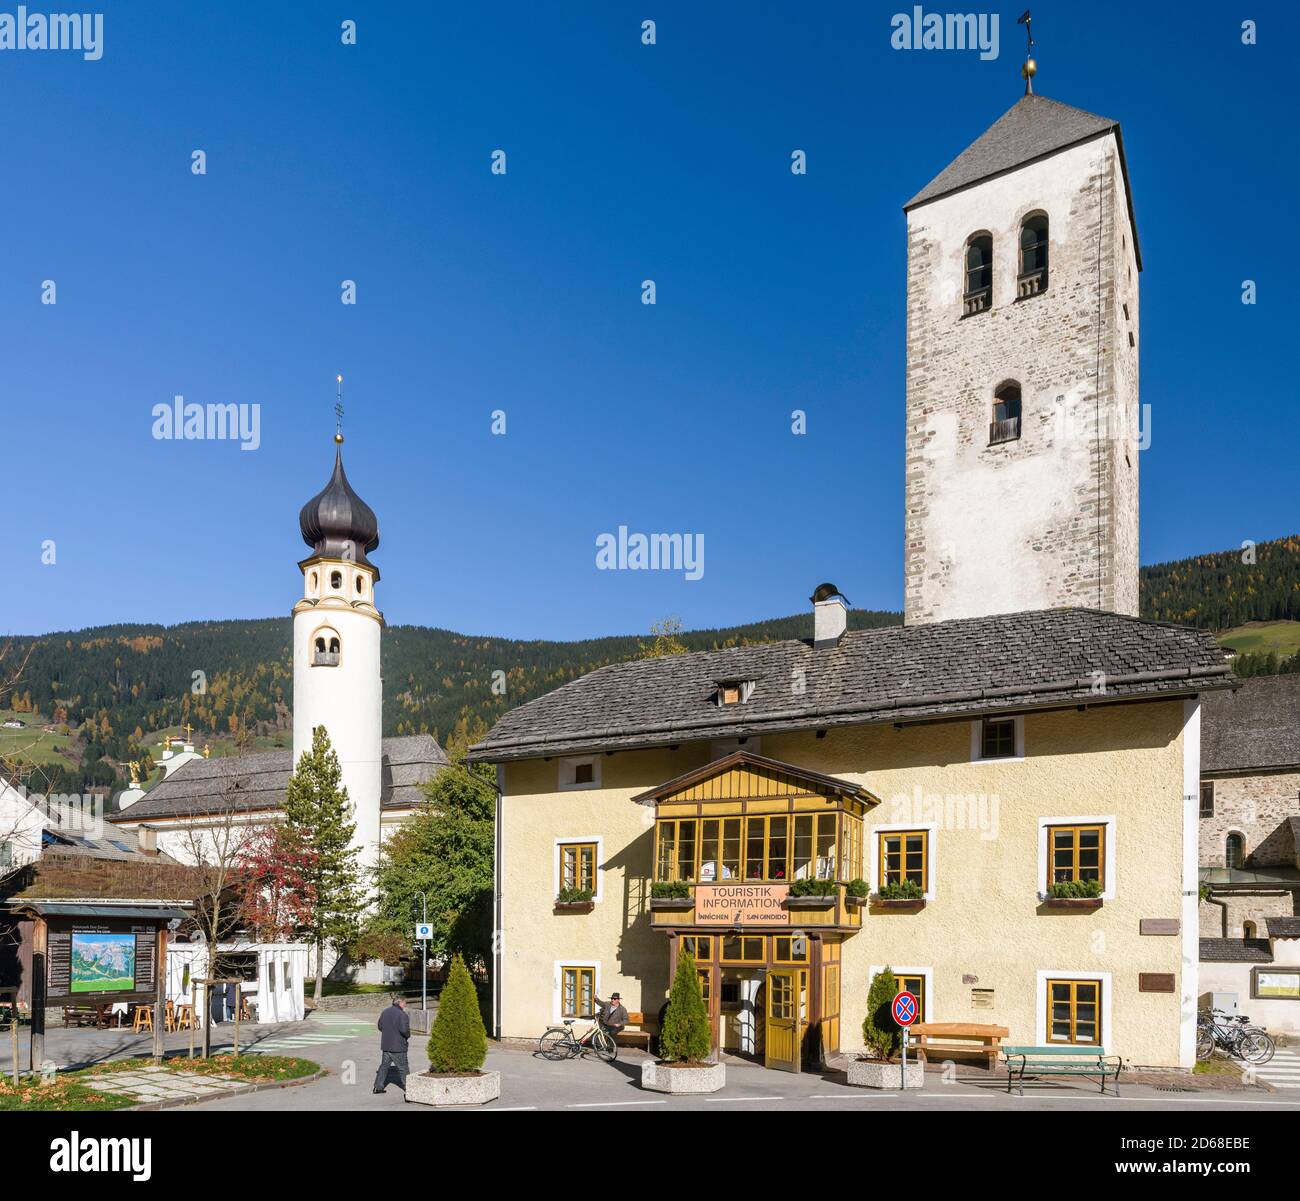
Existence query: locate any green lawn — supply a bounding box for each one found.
[0,1075,135,1112]
[1218,620,1300,658]
[87,1054,318,1083]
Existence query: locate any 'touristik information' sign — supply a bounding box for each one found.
[892,991,919,1027]
[694,883,790,926]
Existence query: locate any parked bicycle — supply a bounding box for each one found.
[537,1018,618,1062]
[1196,1008,1274,1065]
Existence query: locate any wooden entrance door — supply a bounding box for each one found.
[764,967,806,1073]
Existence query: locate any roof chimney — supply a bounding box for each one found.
[811,583,849,649]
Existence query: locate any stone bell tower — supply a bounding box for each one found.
[292,432,384,871]
[901,81,1141,626]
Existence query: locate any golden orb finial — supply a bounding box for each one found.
[334,432,344,444]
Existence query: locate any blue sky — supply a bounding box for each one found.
[2,1,1294,640]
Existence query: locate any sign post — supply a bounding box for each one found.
[415,909,433,1017]
[892,990,918,1081]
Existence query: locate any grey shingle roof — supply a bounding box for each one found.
[109,734,447,822]
[1266,917,1300,940]
[904,93,1142,269]
[469,608,1231,763]
[1199,938,1273,963]
[1201,674,1300,774]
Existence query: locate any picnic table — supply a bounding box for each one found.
[908,1022,1009,1067]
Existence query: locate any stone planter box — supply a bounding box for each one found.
[870,898,926,912]
[640,1060,726,1094]
[784,894,836,910]
[1042,897,1103,910]
[648,897,694,911]
[406,1069,501,1107]
[846,1057,924,1090]
[553,900,595,914]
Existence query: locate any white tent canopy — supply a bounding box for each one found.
[167,940,309,1026]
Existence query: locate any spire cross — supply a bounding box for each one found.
[1017,10,1035,94]
[334,374,345,438]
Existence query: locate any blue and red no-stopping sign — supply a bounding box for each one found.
[892,990,918,1026]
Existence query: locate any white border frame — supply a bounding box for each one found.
[553,959,601,1023]
[554,834,604,903]
[868,821,938,901]
[970,715,1024,763]
[1037,814,1117,901]
[558,755,601,791]
[1035,969,1112,1048]
[869,964,935,1022]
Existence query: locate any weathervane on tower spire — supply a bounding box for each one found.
[334,373,345,445]
[1018,10,1036,94]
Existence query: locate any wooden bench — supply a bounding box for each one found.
[909,1022,1009,1068]
[62,1005,108,1029]
[615,1010,657,1052]
[1002,1044,1122,1096]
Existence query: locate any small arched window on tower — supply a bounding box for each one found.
[1226,833,1245,870]
[312,627,341,667]
[330,570,343,591]
[355,575,365,597]
[990,380,1022,445]
[1019,213,1049,297]
[963,232,993,316]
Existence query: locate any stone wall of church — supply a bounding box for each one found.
[903,132,1141,625]
[1199,770,1300,868]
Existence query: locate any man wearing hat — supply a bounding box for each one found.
[594,991,628,1044]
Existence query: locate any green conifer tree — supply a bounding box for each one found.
[427,953,487,1073]
[282,725,365,1003]
[862,967,901,1060]
[658,951,712,1063]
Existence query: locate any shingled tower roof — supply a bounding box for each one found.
[904,93,1141,269]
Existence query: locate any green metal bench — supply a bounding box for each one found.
[1002,1044,1122,1096]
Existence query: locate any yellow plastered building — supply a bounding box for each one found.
[471,606,1226,1072]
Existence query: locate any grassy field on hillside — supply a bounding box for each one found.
[1217,620,1300,657]
[0,711,74,768]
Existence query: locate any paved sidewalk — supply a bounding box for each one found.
[183,1028,1300,1113]
[82,1065,258,1105]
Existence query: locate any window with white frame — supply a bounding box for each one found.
[558,756,600,790]
[972,715,1023,761]
[1037,816,1116,900]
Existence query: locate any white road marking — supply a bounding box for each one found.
[565,1099,668,1108]
[808,1093,897,1099]
[705,1095,785,1102]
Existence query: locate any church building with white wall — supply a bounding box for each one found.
[109,438,447,881]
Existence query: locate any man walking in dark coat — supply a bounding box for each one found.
[373,995,411,1096]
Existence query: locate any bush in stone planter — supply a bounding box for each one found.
[659,951,712,1063]
[427,954,487,1073]
[862,967,901,1060]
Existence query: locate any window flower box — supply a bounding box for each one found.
[1042,880,1103,909]
[871,880,926,911]
[870,898,926,912]
[555,886,594,913]
[553,899,595,914]
[784,894,836,910]
[648,896,694,912]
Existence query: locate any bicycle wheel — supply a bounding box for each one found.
[1239,1031,1274,1065]
[591,1026,618,1063]
[538,1028,575,1061]
[1195,1027,1214,1061]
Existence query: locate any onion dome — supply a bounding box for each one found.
[299,443,380,569]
